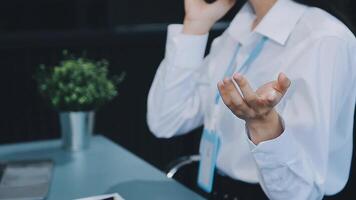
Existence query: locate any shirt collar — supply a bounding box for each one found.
[227,0,308,46]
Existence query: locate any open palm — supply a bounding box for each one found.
[217,73,291,120]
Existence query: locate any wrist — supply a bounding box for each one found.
[246,110,284,145]
[183,18,214,35]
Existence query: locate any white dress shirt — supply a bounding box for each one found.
[147,0,356,199]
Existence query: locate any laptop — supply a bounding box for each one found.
[0,159,53,200]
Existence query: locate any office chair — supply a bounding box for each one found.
[166,155,200,179]
[165,154,207,197]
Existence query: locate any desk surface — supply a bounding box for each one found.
[0,136,205,200]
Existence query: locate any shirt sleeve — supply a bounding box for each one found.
[247,36,356,199]
[147,24,210,138]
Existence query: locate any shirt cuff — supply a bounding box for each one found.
[247,117,299,167]
[165,24,209,68]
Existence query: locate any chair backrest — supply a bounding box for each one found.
[166,158,208,198]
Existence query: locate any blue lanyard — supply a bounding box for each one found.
[214,36,268,104]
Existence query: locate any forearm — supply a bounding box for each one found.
[256,151,324,200]
[247,121,325,200]
[147,59,204,138]
[147,25,209,138]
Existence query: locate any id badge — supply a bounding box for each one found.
[197,128,220,193]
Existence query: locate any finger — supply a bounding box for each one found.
[213,0,236,7]
[218,78,254,117]
[217,80,232,106]
[185,0,204,8]
[274,73,291,95]
[218,78,239,107]
[222,78,247,108]
[265,90,281,107]
[233,73,258,107]
[255,83,282,108]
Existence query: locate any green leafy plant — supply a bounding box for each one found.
[36,51,125,111]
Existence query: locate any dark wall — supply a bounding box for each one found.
[0,0,356,198]
[0,0,246,169]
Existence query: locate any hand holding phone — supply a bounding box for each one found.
[183,0,236,35]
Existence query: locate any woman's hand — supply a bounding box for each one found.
[183,0,236,35]
[217,73,291,144]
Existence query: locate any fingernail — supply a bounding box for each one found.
[233,73,241,80]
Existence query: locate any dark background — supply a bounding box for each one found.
[0,0,355,199]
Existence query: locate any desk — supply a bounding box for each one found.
[0,135,205,200]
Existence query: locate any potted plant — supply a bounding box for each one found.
[36,51,125,151]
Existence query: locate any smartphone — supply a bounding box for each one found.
[205,0,217,3]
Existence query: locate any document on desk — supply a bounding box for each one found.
[75,193,124,200]
[0,159,53,200]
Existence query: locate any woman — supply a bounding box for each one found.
[147,0,356,199]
